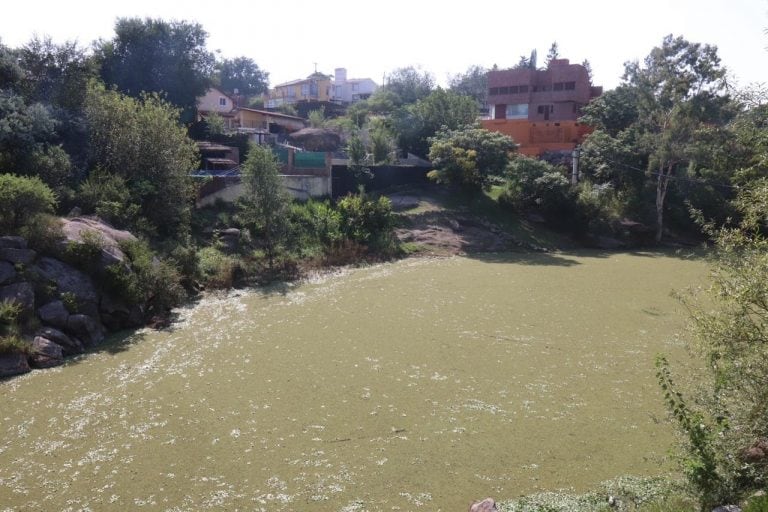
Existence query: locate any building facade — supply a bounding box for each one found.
[330,68,378,104]
[264,74,333,109]
[482,59,602,156]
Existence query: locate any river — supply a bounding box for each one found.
[0,251,707,511]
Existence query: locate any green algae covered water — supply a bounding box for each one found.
[0,251,707,511]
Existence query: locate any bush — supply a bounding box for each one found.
[287,199,342,258]
[62,229,104,269]
[197,246,238,289]
[337,192,394,248]
[77,170,142,229]
[18,213,64,254]
[104,239,186,316]
[0,173,57,233]
[0,300,29,355]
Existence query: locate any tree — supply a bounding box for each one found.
[393,88,478,157]
[582,59,594,85]
[97,17,215,120]
[448,65,488,106]
[545,41,560,66]
[581,35,730,241]
[0,173,56,233]
[381,66,435,106]
[658,178,768,508]
[84,83,198,239]
[216,56,269,98]
[239,143,290,267]
[427,124,516,189]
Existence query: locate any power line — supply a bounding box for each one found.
[586,155,739,190]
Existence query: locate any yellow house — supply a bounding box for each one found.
[265,73,333,108]
[233,108,306,133]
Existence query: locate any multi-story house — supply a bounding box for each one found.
[482,58,602,156]
[330,68,378,104]
[264,73,333,109]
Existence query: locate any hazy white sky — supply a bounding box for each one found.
[1,0,766,90]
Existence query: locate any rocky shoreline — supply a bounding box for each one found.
[0,218,148,378]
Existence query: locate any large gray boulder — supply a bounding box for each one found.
[66,314,105,347]
[29,336,64,368]
[33,257,99,317]
[35,326,83,356]
[100,293,144,330]
[38,300,70,330]
[0,247,37,265]
[0,352,30,378]
[0,282,35,318]
[0,261,16,285]
[60,217,138,270]
[470,498,497,512]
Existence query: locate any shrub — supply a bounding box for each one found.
[0,173,57,233]
[337,192,394,248]
[197,246,238,289]
[103,239,186,316]
[18,214,64,255]
[287,199,342,258]
[77,170,142,229]
[0,300,28,355]
[62,229,104,268]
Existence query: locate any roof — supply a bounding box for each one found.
[197,141,235,152]
[236,108,306,121]
[204,87,235,103]
[204,158,238,165]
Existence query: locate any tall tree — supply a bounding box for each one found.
[216,56,269,98]
[85,83,198,239]
[545,41,560,66]
[97,17,215,121]
[239,144,290,267]
[625,34,728,241]
[581,59,594,85]
[448,65,488,106]
[381,66,435,106]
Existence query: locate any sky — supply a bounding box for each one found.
[1,0,766,91]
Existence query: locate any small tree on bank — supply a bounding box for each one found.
[239,143,290,268]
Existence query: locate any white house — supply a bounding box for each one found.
[331,68,378,104]
[196,87,236,115]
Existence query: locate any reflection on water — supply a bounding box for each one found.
[0,251,706,511]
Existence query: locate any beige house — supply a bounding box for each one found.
[196,88,307,140]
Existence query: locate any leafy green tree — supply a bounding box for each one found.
[0,40,23,90]
[84,83,198,239]
[97,17,215,120]
[239,143,290,267]
[216,56,269,98]
[307,107,326,128]
[370,124,396,164]
[347,132,371,183]
[448,65,488,106]
[0,173,57,233]
[580,85,640,137]
[582,59,594,85]
[381,66,435,106]
[393,88,478,157]
[427,124,515,189]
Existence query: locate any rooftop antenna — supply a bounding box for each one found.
[313,62,318,73]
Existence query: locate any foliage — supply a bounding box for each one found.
[347,132,372,183]
[18,213,63,254]
[0,300,29,355]
[427,124,515,189]
[105,238,186,315]
[307,107,326,128]
[97,17,215,120]
[84,83,198,240]
[277,103,298,116]
[545,41,560,66]
[196,246,238,289]
[216,56,269,98]
[62,229,104,269]
[369,124,396,164]
[239,143,291,267]
[336,192,394,248]
[660,179,768,508]
[0,173,57,233]
[286,199,342,258]
[448,65,488,106]
[380,66,435,106]
[393,88,478,157]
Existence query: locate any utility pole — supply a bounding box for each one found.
[571,146,581,185]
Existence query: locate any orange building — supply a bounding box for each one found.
[481,59,602,156]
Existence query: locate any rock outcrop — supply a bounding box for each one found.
[0,218,149,378]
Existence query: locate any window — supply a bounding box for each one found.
[351,83,359,92]
[519,85,529,93]
[301,84,309,97]
[499,86,509,94]
[553,82,564,91]
[565,81,576,90]
[489,87,499,95]
[506,104,528,119]
[219,97,227,106]
[510,85,519,94]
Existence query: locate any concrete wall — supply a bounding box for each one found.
[197,88,235,114]
[196,175,331,207]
